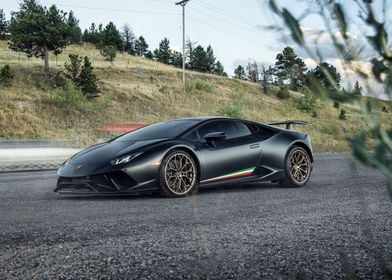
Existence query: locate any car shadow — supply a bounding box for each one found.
[53,182,283,201]
[197,182,282,195]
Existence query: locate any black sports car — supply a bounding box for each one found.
[55,117,313,197]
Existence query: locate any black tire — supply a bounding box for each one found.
[159,149,199,198]
[280,146,312,188]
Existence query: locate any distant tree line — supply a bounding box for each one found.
[234,46,362,98]
[0,0,226,76]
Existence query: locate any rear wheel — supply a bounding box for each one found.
[159,149,198,198]
[280,146,311,188]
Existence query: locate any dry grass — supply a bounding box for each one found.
[0,40,391,152]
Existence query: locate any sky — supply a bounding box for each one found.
[0,0,312,73]
[1,0,391,99]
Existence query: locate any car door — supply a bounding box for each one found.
[197,120,262,184]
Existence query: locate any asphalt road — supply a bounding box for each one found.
[0,154,391,279]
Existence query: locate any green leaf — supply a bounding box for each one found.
[333,4,347,39]
[268,0,280,15]
[281,8,304,46]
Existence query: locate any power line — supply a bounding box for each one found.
[188,6,276,40]
[187,16,268,47]
[42,2,180,16]
[194,0,259,27]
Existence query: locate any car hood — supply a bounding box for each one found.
[68,138,168,165]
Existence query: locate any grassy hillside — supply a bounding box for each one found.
[0,41,391,152]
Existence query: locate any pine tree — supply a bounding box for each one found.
[156,37,171,64]
[234,65,246,80]
[0,9,7,39]
[171,51,183,68]
[67,11,82,44]
[308,62,341,91]
[134,36,148,56]
[214,61,226,76]
[275,47,307,89]
[78,56,98,95]
[191,45,209,72]
[64,54,82,82]
[9,0,72,74]
[145,51,154,60]
[83,23,100,44]
[206,45,216,73]
[100,22,123,50]
[352,81,362,97]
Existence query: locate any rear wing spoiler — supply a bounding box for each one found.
[267,120,308,130]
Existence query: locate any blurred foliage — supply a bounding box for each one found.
[269,0,392,197]
[295,89,316,115]
[339,109,347,120]
[277,86,290,99]
[217,104,244,118]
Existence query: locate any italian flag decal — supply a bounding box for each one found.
[202,167,255,183]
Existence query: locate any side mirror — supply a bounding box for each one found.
[203,131,226,142]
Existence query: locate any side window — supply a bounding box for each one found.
[198,120,251,140]
[235,121,252,137]
[182,129,199,142]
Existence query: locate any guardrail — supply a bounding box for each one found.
[0,142,82,172]
[0,139,82,149]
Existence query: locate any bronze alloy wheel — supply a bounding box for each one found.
[164,152,196,195]
[288,148,310,184]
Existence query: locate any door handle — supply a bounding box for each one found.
[249,143,260,149]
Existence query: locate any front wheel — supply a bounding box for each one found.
[159,149,198,198]
[280,146,312,188]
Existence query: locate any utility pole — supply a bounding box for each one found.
[175,0,190,84]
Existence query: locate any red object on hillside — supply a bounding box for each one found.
[98,122,149,133]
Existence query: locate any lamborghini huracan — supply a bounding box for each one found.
[55,117,313,197]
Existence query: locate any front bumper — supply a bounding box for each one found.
[54,171,158,194]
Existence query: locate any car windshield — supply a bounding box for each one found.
[113,120,199,141]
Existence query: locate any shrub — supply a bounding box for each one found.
[296,91,316,112]
[217,105,243,118]
[333,101,340,109]
[51,71,68,88]
[320,124,336,135]
[339,109,347,120]
[185,80,214,93]
[100,45,116,62]
[277,86,290,99]
[52,82,86,114]
[0,64,13,86]
[159,85,171,94]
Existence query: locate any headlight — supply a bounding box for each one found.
[110,153,142,166]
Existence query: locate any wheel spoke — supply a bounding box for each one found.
[289,149,310,184]
[164,152,196,195]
